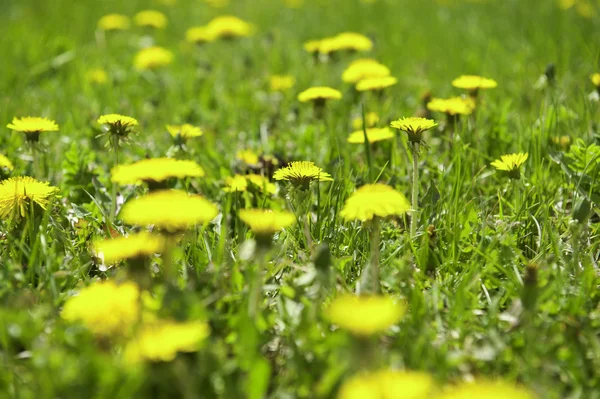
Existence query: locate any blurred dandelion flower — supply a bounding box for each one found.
[326,294,405,336]
[340,184,410,222]
[246,174,277,194]
[236,149,260,165]
[62,280,140,337]
[352,112,380,130]
[0,154,14,171]
[224,174,276,194]
[86,68,109,85]
[166,124,203,139]
[320,32,373,54]
[134,10,168,29]
[338,370,435,399]
[98,114,138,137]
[298,86,342,103]
[390,117,437,144]
[239,209,295,236]
[427,97,475,116]
[303,39,323,54]
[224,174,249,192]
[98,14,131,31]
[206,15,254,40]
[437,380,536,399]
[342,59,390,84]
[93,232,166,265]
[0,176,59,218]
[185,26,215,44]
[273,161,333,188]
[452,75,498,91]
[347,127,394,144]
[355,76,398,92]
[270,75,296,92]
[7,116,59,142]
[590,73,600,88]
[134,46,174,70]
[124,320,210,363]
[120,190,218,231]
[491,152,528,179]
[111,158,205,186]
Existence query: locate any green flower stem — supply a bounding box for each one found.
[109,135,119,224]
[248,245,268,319]
[361,103,375,183]
[411,142,420,238]
[162,235,177,282]
[361,217,381,294]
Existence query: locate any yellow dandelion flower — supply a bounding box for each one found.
[86,68,108,85]
[111,158,205,185]
[320,32,373,54]
[437,380,536,399]
[0,176,59,219]
[452,75,498,91]
[340,184,410,222]
[273,161,333,188]
[390,117,438,144]
[352,112,380,130]
[7,117,59,141]
[490,152,528,179]
[326,294,406,336]
[166,124,204,139]
[298,86,343,103]
[185,26,215,44]
[124,320,210,363]
[427,97,475,116]
[93,232,167,265]
[62,280,140,337]
[347,127,394,144]
[134,46,174,71]
[355,76,398,92]
[223,174,249,192]
[303,39,323,53]
[551,135,571,150]
[270,75,296,92]
[206,15,254,40]
[239,209,295,237]
[591,73,600,88]
[134,10,168,29]
[342,59,391,84]
[98,114,138,128]
[338,370,435,399]
[97,14,131,31]
[246,174,277,194]
[120,190,219,231]
[0,154,14,171]
[236,149,260,165]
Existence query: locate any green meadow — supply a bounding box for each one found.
[1,0,600,397]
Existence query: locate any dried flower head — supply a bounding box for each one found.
[326,294,406,336]
[0,176,59,219]
[340,184,410,222]
[390,117,437,144]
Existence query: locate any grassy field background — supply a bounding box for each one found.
[1,0,600,398]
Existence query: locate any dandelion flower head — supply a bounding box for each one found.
[120,190,219,231]
[352,112,380,130]
[239,209,295,235]
[427,97,475,116]
[452,75,498,91]
[0,176,59,218]
[224,174,276,194]
[273,161,333,187]
[491,152,528,179]
[124,320,210,363]
[134,10,168,29]
[206,15,254,39]
[185,26,215,44]
[355,76,398,92]
[270,75,296,92]
[303,39,323,53]
[390,117,438,143]
[134,46,174,70]
[342,59,390,83]
[591,73,600,88]
[0,154,14,171]
[340,184,410,222]
[298,86,342,103]
[319,32,373,54]
[62,280,140,337]
[93,232,167,265]
[437,380,536,399]
[166,124,204,139]
[7,117,59,134]
[338,370,435,399]
[347,127,394,144]
[111,158,205,185]
[327,294,406,336]
[98,14,131,31]
[236,149,260,165]
[86,68,109,85]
